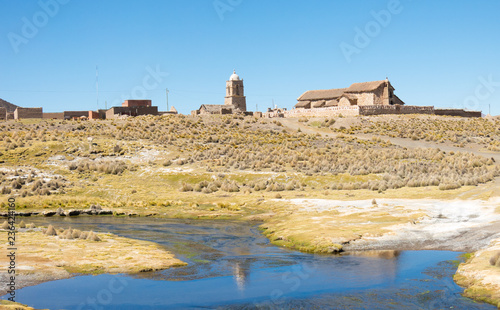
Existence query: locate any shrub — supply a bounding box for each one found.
[180,183,193,192]
[1,221,9,230]
[490,251,500,267]
[79,231,89,239]
[86,231,101,242]
[45,225,57,236]
[19,220,26,228]
[1,187,11,194]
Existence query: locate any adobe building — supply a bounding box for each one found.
[14,107,43,119]
[295,79,405,109]
[63,111,89,120]
[192,70,248,115]
[195,104,234,115]
[122,100,152,107]
[104,99,159,119]
[288,79,480,118]
[158,106,179,116]
[0,99,18,120]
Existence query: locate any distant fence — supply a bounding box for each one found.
[285,105,480,118]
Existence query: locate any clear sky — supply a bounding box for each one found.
[1,0,500,115]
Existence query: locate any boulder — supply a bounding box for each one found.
[43,211,57,217]
[65,210,80,216]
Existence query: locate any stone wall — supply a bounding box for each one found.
[356,92,376,106]
[285,106,360,118]
[0,107,6,120]
[64,111,89,120]
[14,107,43,119]
[285,105,481,118]
[358,105,434,116]
[43,112,64,119]
[435,109,482,118]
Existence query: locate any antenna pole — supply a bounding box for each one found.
[96,65,99,110]
[166,88,169,111]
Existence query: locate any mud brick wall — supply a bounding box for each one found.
[435,109,482,118]
[0,107,6,120]
[358,105,434,115]
[43,113,64,119]
[285,106,360,118]
[14,107,43,119]
[63,111,89,119]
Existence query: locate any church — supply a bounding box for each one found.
[295,79,405,109]
[192,70,247,115]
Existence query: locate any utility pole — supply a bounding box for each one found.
[96,65,99,110]
[166,88,169,111]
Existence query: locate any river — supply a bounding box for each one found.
[4,217,496,309]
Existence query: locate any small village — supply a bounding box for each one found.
[1,70,482,121]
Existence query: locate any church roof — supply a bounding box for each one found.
[297,88,347,101]
[297,80,393,102]
[345,80,388,93]
[295,100,310,108]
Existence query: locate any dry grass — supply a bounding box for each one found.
[332,115,500,151]
[0,226,186,294]
[259,200,427,254]
[0,115,498,218]
[454,238,500,307]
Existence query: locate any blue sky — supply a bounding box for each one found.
[1,0,500,115]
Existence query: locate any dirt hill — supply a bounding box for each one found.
[0,98,18,112]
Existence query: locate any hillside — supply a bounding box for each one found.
[0,98,18,112]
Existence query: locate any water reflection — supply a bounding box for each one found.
[232,261,250,291]
[16,217,495,310]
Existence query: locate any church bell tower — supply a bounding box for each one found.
[224,70,247,112]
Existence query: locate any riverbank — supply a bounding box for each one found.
[455,238,500,308]
[261,198,500,253]
[0,226,186,297]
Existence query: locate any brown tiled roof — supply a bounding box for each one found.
[325,99,338,107]
[311,100,326,108]
[345,80,387,93]
[297,88,347,101]
[341,93,358,100]
[295,100,310,108]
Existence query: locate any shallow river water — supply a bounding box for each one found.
[5,217,497,309]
